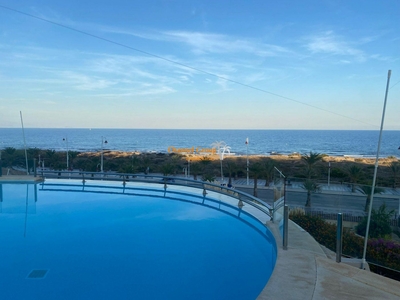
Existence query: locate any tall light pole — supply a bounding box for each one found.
[328,162,331,187]
[220,156,224,183]
[101,136,108,173]
[63,137,69,170]
[188,157,190,178]
[246,138,249,185]
[20,111,29,175]
[361,70,391,270]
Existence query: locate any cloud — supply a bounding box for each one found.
[161,31,289,57]
[90,84,176,98]
[60,71,116,90]
[103,27,289,57]
[305,31,366,62]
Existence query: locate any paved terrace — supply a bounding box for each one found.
[259,220,400,300]
[2,175,400,299]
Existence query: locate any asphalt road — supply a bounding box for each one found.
[236,186,400,215]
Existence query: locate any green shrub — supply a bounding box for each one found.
[330,168,347,179]
[356,204,394,238]
[289,212,400,272]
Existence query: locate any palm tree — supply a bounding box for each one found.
[141,155,151,174]
[224,159,237,187]
[390,161,400,188]
[4,147,16,155]
[301,179,320,207]
[131,155,141,173]
[357,184,384,212]
[262,159,276,187]
[199,156,211,167]
[249,162,264,197]
[202,173,215,183]
[301,151,324,179]
[161,162,175,176]
[190,162,202,180]
[348,165,363,192]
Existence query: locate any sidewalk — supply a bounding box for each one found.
[258,220,400,300]
[232,177,400,195]
[0,175,43,182]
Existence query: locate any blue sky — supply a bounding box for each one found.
[0,1,399,129]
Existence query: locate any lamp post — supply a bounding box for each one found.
[361,70,391,270]
[188,157,190,178]
[246,138,249,185]
[328,162,331,187]
[220,156,224,183]
[101,136,108,173]
[63,137,69,170]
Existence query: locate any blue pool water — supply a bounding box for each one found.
[0,180,277,299]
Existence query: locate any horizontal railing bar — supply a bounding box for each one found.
[39,170,272,218]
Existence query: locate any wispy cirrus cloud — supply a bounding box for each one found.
[161,30,289,57]
[60,71,116,90]
[103,27,289,57]
[91,85,176,98]
[305,31,366,62]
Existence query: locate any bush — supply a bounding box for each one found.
[330,168,347,179]
[289,211,400,272]
[356,204,394,239]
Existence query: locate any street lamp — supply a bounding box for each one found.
[246,138,249,185]
[63,137,69,170]
[188,157,191,178]
[361,70,391,270]
[101,136,108,173]
[328,162,331,187]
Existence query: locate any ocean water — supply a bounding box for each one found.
[0,128,399,157]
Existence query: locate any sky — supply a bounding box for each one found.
[0,0,399,130]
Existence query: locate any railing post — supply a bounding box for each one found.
[283,205,289,250]
[0,150,2,178]
[33,158,37,177]
[336,213,343,263]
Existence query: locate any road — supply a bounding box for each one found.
[235,186,400,215]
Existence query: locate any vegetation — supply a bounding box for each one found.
[356,204,395,239]
[357,184,385,212]
[263,159,275,187]
[301,151,324,179]
[347,165,363,192]
[390,161,400,188]
[1,149,399,193]
[301,179,320,207]
[249,162,263,197]
[290,211,400,273]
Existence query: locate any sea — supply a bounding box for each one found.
[0,128,399,158]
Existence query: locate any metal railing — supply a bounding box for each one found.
[38,170,272,218]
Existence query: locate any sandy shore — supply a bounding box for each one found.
[93,150,398,167]
[94,151,398,165]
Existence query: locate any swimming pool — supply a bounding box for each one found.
[0,180,277,299]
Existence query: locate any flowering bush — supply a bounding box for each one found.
[289,212,400,272]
